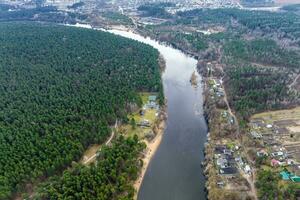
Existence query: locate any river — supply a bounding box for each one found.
[108,30,208,200]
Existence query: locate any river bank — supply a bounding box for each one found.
[117,21,253,199]
[134,106,167,199]
[198,52,257,199]
[122,23,254,199]
[108,29,207,200]
[134,28,200,59]
[108,25,209,199]
[130,24,221,199]
[96,22,201,59]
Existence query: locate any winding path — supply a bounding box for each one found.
[221,79,240,136]
[83,120,118,165]
[289,73,300,90]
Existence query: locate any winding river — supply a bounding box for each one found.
[109,30,208,200]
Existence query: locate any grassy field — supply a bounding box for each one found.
[120,92,159,139]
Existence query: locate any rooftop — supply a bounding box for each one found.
[148,95,157,101]
[220,167,237,175]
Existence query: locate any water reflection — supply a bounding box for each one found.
[109,30,208,200]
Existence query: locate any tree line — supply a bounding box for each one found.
[0,22,162,199]
[36,136,145,200]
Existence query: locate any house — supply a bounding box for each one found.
[266,124,273,128]
[148,101,157,109]
[257,149,268,157]
[217,87,224,93]
[251,131,262,139]
[271,159,283,167]
[244,165,251,174]
[220,167,237,175]
[235,156,244,167]
[215,146,227,155]
[250,122,259,129]
[221,111,228,118]
[280,171,292,180]
[229,116,235,124]
[148,95,157,102]
[280,170,300,183]
[223,149,232,155]
[271,151,284,157]
[217,158,228,168]
[235,145,240,151]
[216,181,225,188]
[291,165,300,175]
[250,119,265,127]
[139,109,145,116]
[208,79,215,86]
[138,120,150,127]
[291,176,300,183]
[216,91,224,97]
[264,139,280,146]
[225,154,235,165]
[286,159,296,165]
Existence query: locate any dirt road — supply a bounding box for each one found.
[83,120,118,165]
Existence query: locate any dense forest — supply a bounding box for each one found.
[223,38,300,120]
[0,22,162,199]
[224,39,300,69]
[224,65,292,120]
[36,136,145,200]
[176,8,300,41]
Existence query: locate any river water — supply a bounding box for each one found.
[108,30,208,200]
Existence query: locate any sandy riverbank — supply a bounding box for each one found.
[133,108,167,200]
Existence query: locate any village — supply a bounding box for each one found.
[248,107,300,183]
[204,75,255,199]
[203,57,300,199]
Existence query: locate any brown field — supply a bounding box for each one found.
[252,107,300,123]
[287,125,300,133]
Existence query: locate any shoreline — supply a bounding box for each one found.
[133,53,167,199]
[134,106,167,200]
[99,25,169,199]
[65,22,209,199]
[85,23,203,198]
